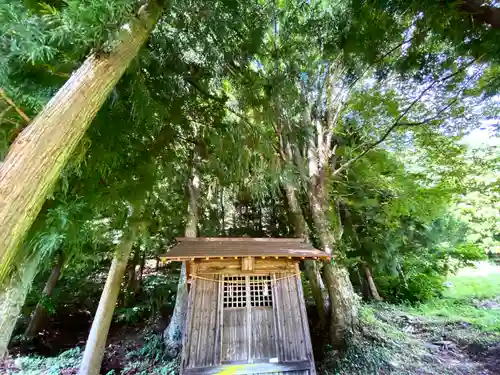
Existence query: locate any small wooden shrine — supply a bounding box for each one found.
[159,237,329,375]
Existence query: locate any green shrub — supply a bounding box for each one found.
[376,270,445,304]
[126,332,166,362]
[115,274,177,325]
[375,242,487,304]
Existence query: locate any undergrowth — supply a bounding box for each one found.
[3,333,179,375]
[122,332,179,375]
[402,267,500,333]
[8,347,82,375]
[319,264,500,375]
[318,307,424,375]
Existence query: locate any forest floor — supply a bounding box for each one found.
[1,263,499,375]
[320,263,500,375]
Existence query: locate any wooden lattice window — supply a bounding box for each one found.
[222,275,273,309]
[223,276,246,308]
[250,275,272,307]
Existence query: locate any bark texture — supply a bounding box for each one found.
[283,183,327,326]
[0,252,42,358]
[124,249,141,306]
[303,260,328,326]
[163,161,200,357]
[24,252,64,338]
[322,261,359,348]
[309,180,359,347]
[0,3,161,281]
[77,220,139,375]
[163,263,188,357]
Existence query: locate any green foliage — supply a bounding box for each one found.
[126,333,166,363]
[15,347,82,374]
[451,137,500,254]
[370,218,487,303]
[376,267,445,303]
[0,0,498,363]
[116,274,178,325]
[402,265,500,333]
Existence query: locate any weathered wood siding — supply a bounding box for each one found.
[192,258,296,276]
[182,259,316,375]
[273,272,316,374]
[221,308,248,361]
[182,275,220,369]
[251,307,276,360]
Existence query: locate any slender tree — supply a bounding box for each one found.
[0,2,162,281]
[24,251,65,338]
[78,202,142,375]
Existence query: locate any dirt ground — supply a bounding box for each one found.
[373,308,500,375]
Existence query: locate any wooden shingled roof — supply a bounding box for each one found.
[159,237,329,260]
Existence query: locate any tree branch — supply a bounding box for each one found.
[0,88,31,124]
[332,58,478,176]
[344,28,431,97]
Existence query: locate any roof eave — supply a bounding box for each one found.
[174,237,306,243]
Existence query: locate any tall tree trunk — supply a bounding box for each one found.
[163,162,200,357]
[0,252,42,358]
[363,264,382,301]
[78,206,141,375]
[283,184,327,327]
[322,262,359,347]
[309,186,360,347]
[0,3,162,282]
[24,252,64,338]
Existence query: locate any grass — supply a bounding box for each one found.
[445,272,500,300]
[319,263,500,375]
[402,263,500,333]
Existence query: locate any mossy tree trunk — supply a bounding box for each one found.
[164,158,200,357]
[0,252,42,358]
[283,183,328,327]
[322,261,359,346]
[0,3,162,282]
[77,205,141,375]
[24,252,64,338]
[308,165,359,348]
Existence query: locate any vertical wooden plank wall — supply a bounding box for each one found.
[250,308,276,360]
[273,272,315,374]
[221,308,248,361]
[183,274,220,369]
[274,273,308,362]
[181,261,315,375]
